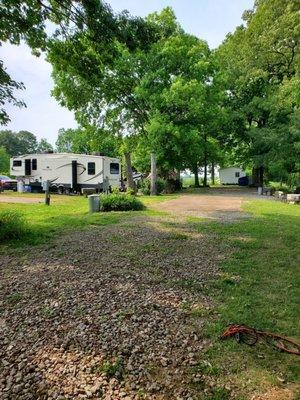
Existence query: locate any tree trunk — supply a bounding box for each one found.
[124,152,136,193]
[259,166,264,187]
[252,166,264,187]
[211,161,215,185]
[203,134,208,187]
[150,153,157,195]
[193,164,200,187]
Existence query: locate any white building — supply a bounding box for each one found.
[219,167,246,185]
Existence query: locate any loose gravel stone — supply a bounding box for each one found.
[0,216,221,399]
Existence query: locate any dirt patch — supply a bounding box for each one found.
[252,387,294,400]
[0,216,221,400]
[151,194,248,220]
[0,196,42,204]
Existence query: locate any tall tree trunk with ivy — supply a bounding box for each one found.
[150,153,157,195]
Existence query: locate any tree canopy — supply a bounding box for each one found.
[216,0,300,184]
[0,130,53,156]
[1,0,299,187]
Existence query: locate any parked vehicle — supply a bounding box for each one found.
[0,175,17,191]
[10,153,121,193]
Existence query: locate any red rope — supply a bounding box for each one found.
[220,324,300,356]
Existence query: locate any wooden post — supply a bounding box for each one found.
[44,180,50,206]
[150,153,157,195]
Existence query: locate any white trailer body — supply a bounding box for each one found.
[219,167,246,185]
[10,153,121,193]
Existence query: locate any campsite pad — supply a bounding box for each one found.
[0,196,42,204]
[151,193,248,220]
[0,216,221,399]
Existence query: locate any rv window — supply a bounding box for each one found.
[87,162,95,175]
[13,160,22,167]
[110,163,119,175]
[235,172,240,178]
[32,159,37,170]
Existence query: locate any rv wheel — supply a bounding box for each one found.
[58,186,64,195]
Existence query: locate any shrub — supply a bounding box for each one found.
[100,193,145,212]
[268,181,291,194]
[126,187,136,196]
[0,210,28,242]
[140,178,165,195]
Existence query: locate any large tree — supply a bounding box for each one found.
[56,126,120,157]
[47,7,180,192]
[216,0,300,185]
[0,129,38,155]
[0,146,10,173]
[133,32,224,187]
[0,0,157,124]
[36,138,53,153]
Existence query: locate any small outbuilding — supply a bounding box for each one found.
[219,167,246,185]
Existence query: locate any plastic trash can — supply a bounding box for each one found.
[17,181,24,193]
[88,194,100,213]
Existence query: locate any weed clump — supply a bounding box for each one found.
[0,210,28,242]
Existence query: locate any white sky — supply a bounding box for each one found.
[1,0,254,145]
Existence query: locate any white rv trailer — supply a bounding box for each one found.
[10,152,121,193]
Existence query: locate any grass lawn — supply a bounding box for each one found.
[187,200,300,398]
[0,192,177,249]
[0,191,299,398]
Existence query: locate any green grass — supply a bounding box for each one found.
[0,192,174,249]
[1,191,299,397]
[189,200,300,396]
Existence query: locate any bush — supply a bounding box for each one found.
[140,178,165,195]
[100,193,145,212]
[0,210,28,242]
[268,181,291,194]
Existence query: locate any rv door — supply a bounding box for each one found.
[25,159,31,175]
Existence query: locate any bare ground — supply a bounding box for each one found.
[0,190,284,400]
[151,188,263,220]
[0,215,225,400]
[0,196,43,204]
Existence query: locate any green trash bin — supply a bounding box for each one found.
[88,194,100,213]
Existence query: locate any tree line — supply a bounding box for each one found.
[0,130,53,173]
[0,0,299,190]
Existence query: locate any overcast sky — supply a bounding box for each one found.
[1,0,254,145]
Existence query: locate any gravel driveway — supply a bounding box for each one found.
[0,215,225,400]
[0,196,42,204]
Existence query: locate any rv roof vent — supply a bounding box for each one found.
[92,152,105,156]
[43,150,54,154]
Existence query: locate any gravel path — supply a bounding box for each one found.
[152,195,245,220]
[0,196,42,204]
[0,216,223,400]
[151,188,274,221]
